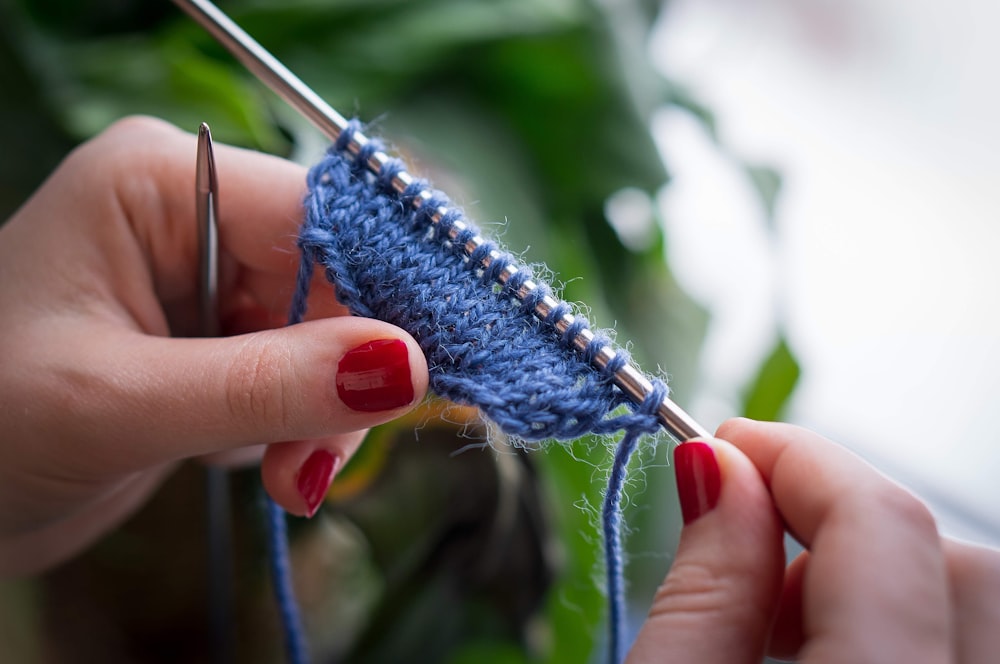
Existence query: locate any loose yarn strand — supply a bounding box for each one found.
[265,496,309,664]
[601,381,667,664]
[603,430,640,664]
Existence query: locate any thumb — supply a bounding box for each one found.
[98,316,428,464]
[627,439,785,664]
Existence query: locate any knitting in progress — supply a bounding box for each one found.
[271,120,669,664]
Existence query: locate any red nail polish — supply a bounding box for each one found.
[674,442,722,525]
[336,339,414,412]
[296,450,338,518]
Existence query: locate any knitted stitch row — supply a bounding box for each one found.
[285,120,668,664]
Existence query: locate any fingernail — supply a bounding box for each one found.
[296,450,339,518]
[336,339,414,412]
[674,441,722,525]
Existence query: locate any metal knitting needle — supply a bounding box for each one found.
[172,0,711,442]
[197,122,235,664]
[197,122,221,337]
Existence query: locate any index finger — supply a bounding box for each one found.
[716,418,952,663]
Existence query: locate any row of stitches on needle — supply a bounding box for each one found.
[301,121,668,444]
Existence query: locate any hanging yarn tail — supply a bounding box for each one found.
[603,431,642,664]
[265,496,310,664]
[601,381,668,664]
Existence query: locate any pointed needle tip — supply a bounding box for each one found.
[195,122,218,194]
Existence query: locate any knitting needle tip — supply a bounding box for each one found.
[196,122,220,338]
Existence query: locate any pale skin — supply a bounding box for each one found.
[0,116,430,574]
[629,419,1000,663]
[2,118,998,660]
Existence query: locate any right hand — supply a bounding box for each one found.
[628,418,1000,663]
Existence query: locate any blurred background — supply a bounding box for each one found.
[651,0,1000,548]
[0,0,996,662]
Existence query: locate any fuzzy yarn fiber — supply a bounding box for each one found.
[282,121,668,664]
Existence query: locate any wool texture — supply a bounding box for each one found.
[265,494,309,664]
[283,120,668,664]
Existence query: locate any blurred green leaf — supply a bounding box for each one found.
[742,335,801,422]
[41,32,288,150]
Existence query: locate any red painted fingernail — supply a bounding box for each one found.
[674,442,722,525]
[296,450,339,518]
[336,339,414,412]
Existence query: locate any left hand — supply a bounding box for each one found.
[0,117,428,576]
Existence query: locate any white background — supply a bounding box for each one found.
[648,0,1000,545]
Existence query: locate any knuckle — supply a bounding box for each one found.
[870,483,938,537]
[99,115,177,142]
[224,334,296,434]
[66,116,180,187]
[647,558,774,639]
[648,559,740,622]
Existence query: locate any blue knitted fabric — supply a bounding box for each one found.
[293,121,667,664]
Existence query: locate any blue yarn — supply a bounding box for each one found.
[265,496,309,664]
[601,380,667,664]
[263,272,314,664]
[283,120,667,664]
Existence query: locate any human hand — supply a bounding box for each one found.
[628,418,1000,663]
[0,117,428,576]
